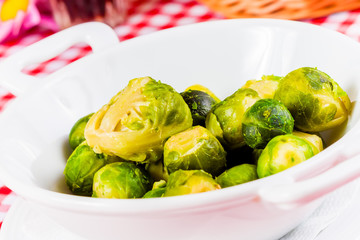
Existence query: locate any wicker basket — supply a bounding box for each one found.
[198,0,360,20]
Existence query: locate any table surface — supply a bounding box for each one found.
[0,0,360,235]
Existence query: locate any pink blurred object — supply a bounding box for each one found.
[0,0,42,43]
[49,0,128,29]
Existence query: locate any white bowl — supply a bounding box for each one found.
[1,19,360,240]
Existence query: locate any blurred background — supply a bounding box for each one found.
[1,0,360,44]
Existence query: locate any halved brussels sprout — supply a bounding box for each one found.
[242,75,282,99]
[68,113,94,150]
[85,77,193,163]
[143,180,167,198]
[274,67,351,132]
[164,170,220,197]
[242,99,294,149]
[216,164,258,188]
[164,126,227,176]
[292,131,323,154]
[64,141,113,196]
[206,88,260,150]
[92,162,152,199]
[181,90,217,126]
[257,134,315,178]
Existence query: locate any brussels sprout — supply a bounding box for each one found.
[185,84,221,103]
[242,99,294,149]
[68,113,94,150]
[242,75,282,99]
[143,180,167,198]
[64,141,110,196]
[143,186,166,198]
[274,67,351,132]
[92,162,152,199]
[181,90,217,126]
[206,88,260,150]
[164,126,227,176]
[292,131,323,154]
[257,134,315,178]
[85,77,193,163]
[216,164,258,188]
[164,170,220,197]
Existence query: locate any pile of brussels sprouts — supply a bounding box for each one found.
[64,67,352,199]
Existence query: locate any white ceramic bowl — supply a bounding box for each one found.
[1,19,360,240]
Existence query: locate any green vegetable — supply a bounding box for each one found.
[65,71,351,199]
[206,88,260,150]
[292,131,323,154]
[143,187,166,198]
[242,75,282,99]
[164,170,220,197]
[85,77,193,163]
[185,84,221,103]
[64,141,110,196]
[274,67,351,132]
[181,90,217,126]
[216,164,258,188]
[257,134,315,178]
[92,162,152,199]
[143,180,167,198]
[242,99,294,149]
[164,126,227,176]
[68,113,94,150]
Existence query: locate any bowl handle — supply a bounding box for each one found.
[0,22,119,96]
[259,147,360,209]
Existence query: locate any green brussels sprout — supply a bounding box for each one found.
[242,99,294,149]
[164,170,221,197]
[206,88,261,150]
[185,84,221,103]
[92,162,152,199]
[242,75,282,99]
[85,77,193,163]
[143,180,167,198]
[216,164,258,188]
[64,141,110,196]
[164,126,227,176]
[180,90,217,126]
[274,67,351,132]
[68,113,94,150]
[292,131,323,154]
[257,134,315,178]
[143,186,166,198]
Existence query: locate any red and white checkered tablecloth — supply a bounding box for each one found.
[0,0,360,230]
